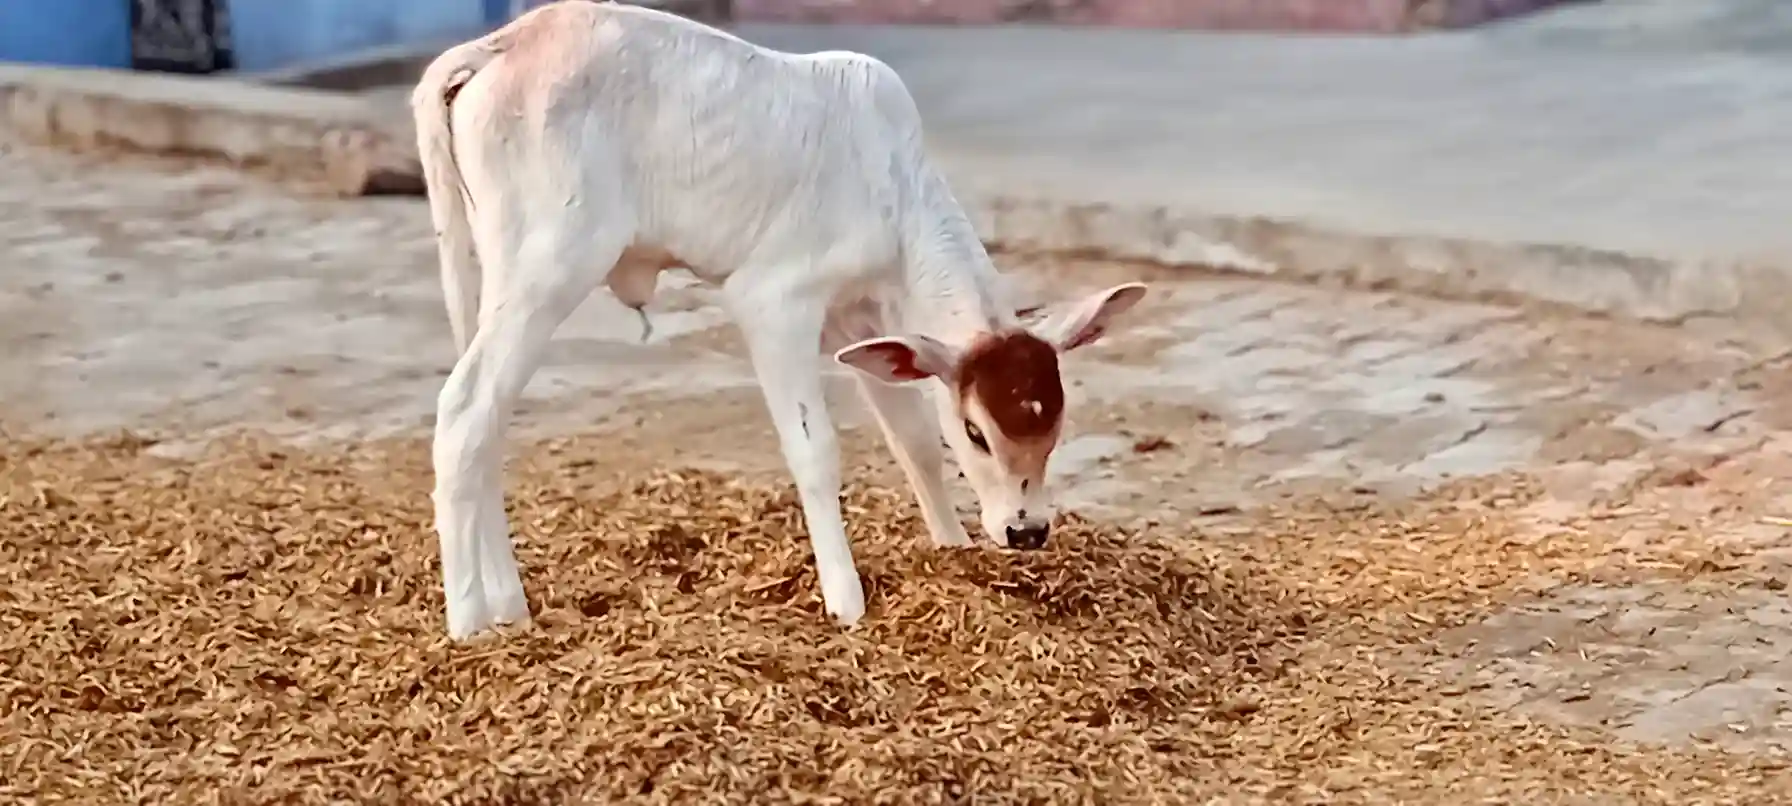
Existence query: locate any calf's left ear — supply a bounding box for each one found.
[1031,282,1148,353]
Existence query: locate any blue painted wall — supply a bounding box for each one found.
[485,0,517,26]
[0,0,512,72]
[0,0,133,68]
[229,0,491,72]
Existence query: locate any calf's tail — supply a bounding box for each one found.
[410,39,503,356]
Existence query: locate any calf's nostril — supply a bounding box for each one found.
[1004,524,1049,550]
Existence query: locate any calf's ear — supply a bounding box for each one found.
[1029,283,1148,353]
[834,335,960,385]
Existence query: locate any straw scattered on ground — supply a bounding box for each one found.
[2,433,1786,804]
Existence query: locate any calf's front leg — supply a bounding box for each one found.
[855,378,973,547]
[725,281,867,625]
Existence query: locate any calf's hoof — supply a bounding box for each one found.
[822,574,867,627]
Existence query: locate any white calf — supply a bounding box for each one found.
[411,1,1147,640]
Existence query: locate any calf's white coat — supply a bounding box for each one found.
[411,1,1145,639]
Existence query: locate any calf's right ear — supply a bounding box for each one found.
[834,335,959,385]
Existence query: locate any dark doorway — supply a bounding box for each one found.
[130,0,237,73]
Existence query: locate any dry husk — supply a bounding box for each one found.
[2,433,1785,804]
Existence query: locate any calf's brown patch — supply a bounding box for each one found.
[954,331,1064,440]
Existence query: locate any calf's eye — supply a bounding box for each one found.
[964,421,989,453]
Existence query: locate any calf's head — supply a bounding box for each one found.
[834,283,1147,549]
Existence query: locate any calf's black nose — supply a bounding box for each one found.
[1005,523,1049,550]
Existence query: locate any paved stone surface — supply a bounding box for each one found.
[4,141,1792,757]
[1424,579,1792,754]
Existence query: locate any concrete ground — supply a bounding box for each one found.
[5,133,1792,761]
[322,0,1792,326]
[727,0,1792,265]
[3,0,1787,335]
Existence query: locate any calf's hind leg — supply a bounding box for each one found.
[432,210,627,640]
